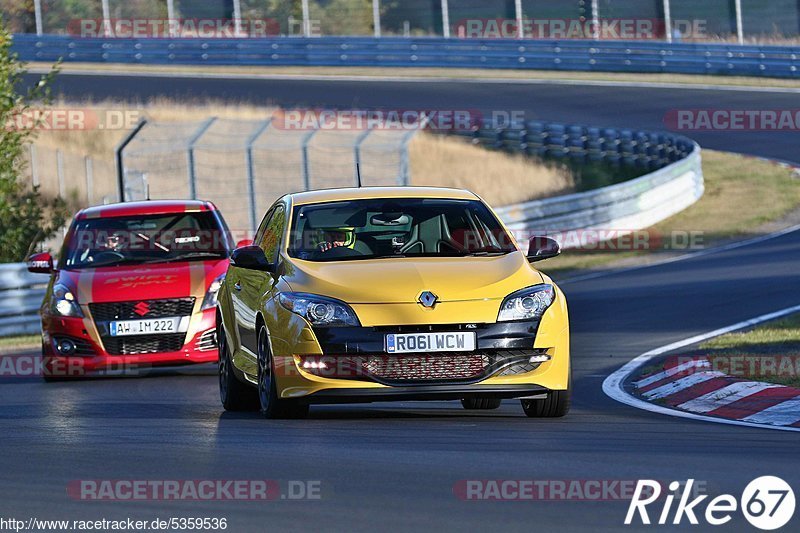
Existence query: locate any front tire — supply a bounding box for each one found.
[461,398,502,410]
[218,323,258,411]
[521,379,571,418]
[257,326,309,419]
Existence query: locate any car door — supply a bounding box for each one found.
[230,207,275,360]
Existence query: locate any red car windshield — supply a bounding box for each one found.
[60,212,232,269]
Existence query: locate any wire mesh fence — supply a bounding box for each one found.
[4,0,800,43]
[117,117,422,231]
[22,145,118,207]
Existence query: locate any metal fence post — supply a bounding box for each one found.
[56,150,65,198]
[302,0,311,37]
[115,118,148,202]
[29,145,39,187]
[245,119,272,232]
[662,0,673,43]
[186,117,217,200]
[373,0,381,38]
[233,0,243,36]
[167,0,177,37]
[300,129,319,191]
[85,157,94,205]
[101,0,111,36]
[514,0,523,39]
[33,0,43,35]
[398,117,427,186]
[353,127,374,186]
[591,0,600,40]
[734,0,745,44]
[441,0,450,38]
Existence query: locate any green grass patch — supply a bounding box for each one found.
[699,314,800,388]
[0,335,40,353]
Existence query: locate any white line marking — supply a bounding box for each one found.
[642,371,725,400]
[27,67,800,94]
[742,396,800,426]
[677,382,783,414]
[560,223,800,285]
[602,303,800,432]
[635,358,710,388]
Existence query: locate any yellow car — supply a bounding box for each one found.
[216,187,570,418]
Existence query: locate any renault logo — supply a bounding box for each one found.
[418,291,438,308]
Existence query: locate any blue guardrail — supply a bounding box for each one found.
[13,35,800,79]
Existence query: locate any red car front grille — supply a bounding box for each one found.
[89,298,195,322]
[102,334,186,356]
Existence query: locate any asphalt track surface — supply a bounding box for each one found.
[4,73,799,531]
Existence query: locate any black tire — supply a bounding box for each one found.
[521,380,571,418]
[218,323,258,411]
[257,326,309,419]
[461,398,502,410]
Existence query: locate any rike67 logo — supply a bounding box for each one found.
[626,477,795,530]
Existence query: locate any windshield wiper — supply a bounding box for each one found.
[148,252,228,264]
[75,257,150,269]
[460,250,513,257]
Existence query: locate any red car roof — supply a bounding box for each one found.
[76,200,217,220]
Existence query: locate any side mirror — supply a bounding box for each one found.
[27,252,54,274]
[526,236,561,263]
[230,246,273,272]
[236,238,254,248]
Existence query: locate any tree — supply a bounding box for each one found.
[0,20,66,262]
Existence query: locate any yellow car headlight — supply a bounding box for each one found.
[278,292,360,328]
[498,284,555,322]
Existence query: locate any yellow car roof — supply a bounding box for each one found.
[289,187,479,206]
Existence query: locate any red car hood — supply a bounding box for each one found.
[56,260,228,304]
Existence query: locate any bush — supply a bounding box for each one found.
[0,21,66,262]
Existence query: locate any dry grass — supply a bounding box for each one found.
[32,98,280,158]
[409,133,573,206]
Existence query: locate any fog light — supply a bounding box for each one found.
[56,339,76,356]
[529,354,551,364]
[302,360,328,370]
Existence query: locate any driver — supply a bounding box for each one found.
[316,227,355,253]
[80,232,126,263]
[101,232,125,252]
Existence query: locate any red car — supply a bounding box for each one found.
[27,200,239,379]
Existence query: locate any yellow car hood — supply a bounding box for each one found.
[283,252,544,304]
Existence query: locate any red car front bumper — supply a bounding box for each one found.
[41,308,219,378]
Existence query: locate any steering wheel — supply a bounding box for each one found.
[91,251,125,263]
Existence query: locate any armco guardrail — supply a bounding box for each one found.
[0,263,47,337]
[451,120,704,240]
[12,35,800,79]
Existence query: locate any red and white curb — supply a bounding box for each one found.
[603,304,800,432]
[634,356,800,428]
